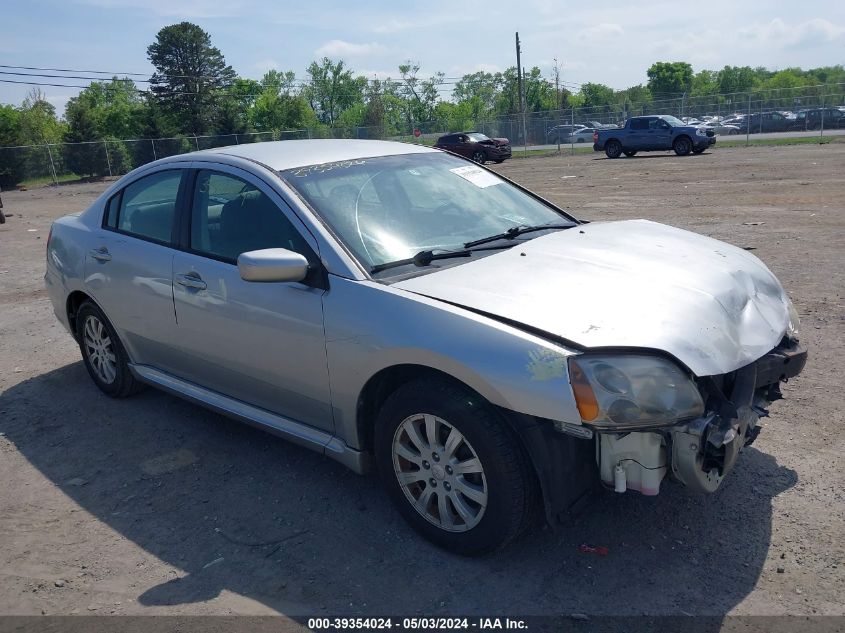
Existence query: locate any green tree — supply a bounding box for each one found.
[0,104,23,187]
[18,89,65,182]
[62,79,144,177]
[717,66,756,95]
[646,62,694,97]
[304,58,366,126]
[453,72,501,115]
[397,62,444,130]
[249,70,317,133]
[147,22,237,135]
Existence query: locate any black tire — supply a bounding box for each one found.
[494,159,505,164]
[374,378,535,556]
[471,150,486,164]
[623,150,637,157]
[76,301,143,398]
[0,209,5,224]
[604,140,622,159]
[673,136,692,156]
[692,147,706,154]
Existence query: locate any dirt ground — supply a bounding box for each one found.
[0,144,843,619]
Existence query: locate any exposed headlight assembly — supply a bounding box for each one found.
[696,127,709,136]
[568,355,704,430]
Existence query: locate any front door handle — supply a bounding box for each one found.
[89,247,111,262]
[175,272,207,291]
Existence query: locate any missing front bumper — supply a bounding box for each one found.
[598,339,807,495]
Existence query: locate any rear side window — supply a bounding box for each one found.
[112,171,182,244]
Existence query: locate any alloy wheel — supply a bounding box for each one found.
[83,315,117,384]
[392,413,488,532]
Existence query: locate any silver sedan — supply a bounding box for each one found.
[45,140,806,554]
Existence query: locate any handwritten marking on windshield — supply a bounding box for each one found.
[289,160,367,177]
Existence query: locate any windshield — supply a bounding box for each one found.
[660,115,685,127]
[467,133,491,142]
[281,153,574,271]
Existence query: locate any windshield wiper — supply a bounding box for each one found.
[370,249,472,274]
[463,223,574,248]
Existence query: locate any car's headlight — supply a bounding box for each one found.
[696,128,708,136]
[568,355,704,430]
[786,298,800,337]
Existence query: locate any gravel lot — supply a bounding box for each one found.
[0,144,843,619]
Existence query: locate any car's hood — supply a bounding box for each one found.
[393,220,790,377]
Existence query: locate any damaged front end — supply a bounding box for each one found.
[575,337,807,496]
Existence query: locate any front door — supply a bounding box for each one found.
[170,166,333,431]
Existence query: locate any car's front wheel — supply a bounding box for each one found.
[76,301,143,398]
[673,136,692,156]
[471,150,486,164]
[375,378,535,556]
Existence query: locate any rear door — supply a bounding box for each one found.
[628,118,650,149]
[169,165,333,431]
[85,166,187,371]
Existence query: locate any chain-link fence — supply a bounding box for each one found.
[2,84,843,188]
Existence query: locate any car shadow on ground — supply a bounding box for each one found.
[1,363,797,616]
[592,153,712,161]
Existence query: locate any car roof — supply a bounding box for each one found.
[193,139,438,171]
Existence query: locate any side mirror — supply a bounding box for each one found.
[237,248,309,283]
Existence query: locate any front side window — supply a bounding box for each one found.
[190,170,310,262]
[282,153,574,271]
[114,170,182,243]
[631,119,649,130]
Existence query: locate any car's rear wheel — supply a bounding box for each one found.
[673,136,692,156]
[375,378,535,556]
[471,150,486,164]
[623,150,637,157]
[76,301,143,398]
[729,129,740,135]
[605,140,622,159]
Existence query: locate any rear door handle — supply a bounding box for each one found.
[175,272,207,291]
[89,247,111,262]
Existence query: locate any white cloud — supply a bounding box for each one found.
[575,23,624,42]
[315,40,387,59]
[740,18,845,47]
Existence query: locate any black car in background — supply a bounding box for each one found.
[736,111,793,133]
[434,132,512,164]
[791,108,845,130]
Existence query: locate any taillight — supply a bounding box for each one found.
[593,131,599,143]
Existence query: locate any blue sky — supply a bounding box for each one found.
[2,0,843,115]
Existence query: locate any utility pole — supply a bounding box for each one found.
[553,57,561,153]
[515,32,527,153]
[553,57,561,111]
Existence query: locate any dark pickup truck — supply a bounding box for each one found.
[594,115,716,158]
